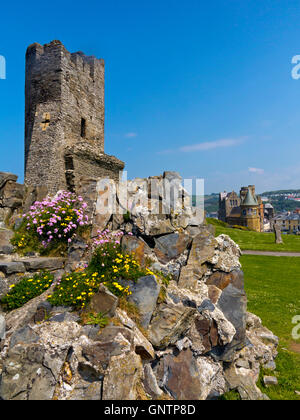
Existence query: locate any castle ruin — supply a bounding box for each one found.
[24,40,124,194]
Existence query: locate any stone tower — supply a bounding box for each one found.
[24,40,124,194]
[240,188,261,232]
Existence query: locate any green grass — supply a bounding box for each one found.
[207,218,300,252]
[241,255,300,400]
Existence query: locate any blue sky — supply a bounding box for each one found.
[1,0,300,194]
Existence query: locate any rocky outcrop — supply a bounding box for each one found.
[0,172,24,229]
[0,172,278,400]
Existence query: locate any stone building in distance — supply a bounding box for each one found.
[218,185,264,232]
[24,40,124,194]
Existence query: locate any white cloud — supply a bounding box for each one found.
[158,137,244,155]
[248,167,265,175]
[179,138,243,153]
[124,132,138,138]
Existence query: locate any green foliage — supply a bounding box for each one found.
[242,255,300,400]
[206,217,228,228]
[123,211,131,223]
[47,271,102,310]
[10,223,44,256]
[219,390,242,400]
[88,242,150,285]
[232,224,252,231]
[82,312,110,328]
[148,266,172,288]
[257,350,300,401]
[48,231,153,310]
[207,218,300,252]
[1,272,54,311]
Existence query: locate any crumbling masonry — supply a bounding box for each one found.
[24,40,124,194]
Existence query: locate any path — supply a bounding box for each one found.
[242,250,300,257]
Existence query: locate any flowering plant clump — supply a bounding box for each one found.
[48,230,154,310]
[47,271,104,310]
[89,229,149,282]
[0,272,54,311]
[11,191,89,255]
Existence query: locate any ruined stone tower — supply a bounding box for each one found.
[24,40,124,194]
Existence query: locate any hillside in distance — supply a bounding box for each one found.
[262,189,300,213]
[193,189,300,214]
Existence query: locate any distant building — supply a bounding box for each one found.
[274,212,300,234]
[264,203,274,221]
[218,185,265,232]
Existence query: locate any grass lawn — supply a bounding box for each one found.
[241,255,300,400]
[207,218,300,252]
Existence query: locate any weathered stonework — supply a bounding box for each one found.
[24,40,124,194]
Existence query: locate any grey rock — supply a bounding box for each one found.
[22,257,65,272]
[154,232,192,264]
[178,229,217,289]
[235,359,250,369]
[87,284,118,317]
[121,235,153,266]
[0,229,14,255]
[0,313,5,340]
[198,299,215,312]
[49,312,80,323]
[274,221,283,244]
[143,364,163,398]
[149,303,196,349]
[80,324,101,341]
[264,360,276,371]
[4,284,56,335]
[0,262,25,275]
[0,172,18,190]
[102,351,143,400]
[65,238,87,271]
[10,326,40,349]
[207,234,241,272]
[224,365,270,400]
[153,348,226,400]
[263,376,278,386]
[163,171,182,182]
[214,270,247,360]
[119,275,161,329]
[0,180,24,209]
[0,321,81,400]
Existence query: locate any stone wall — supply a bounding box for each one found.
[0,172,23,230]
[0,171,279,400]
[24,40,124,194]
